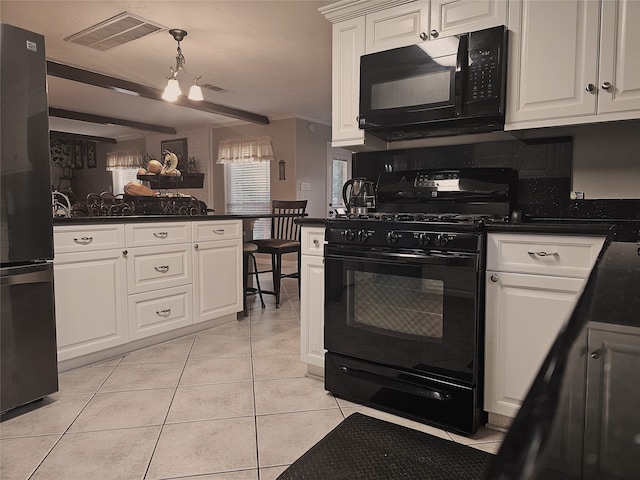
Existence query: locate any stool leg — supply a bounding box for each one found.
[242,251,249,317]
[273,253,282,308]
[251,253,265,308]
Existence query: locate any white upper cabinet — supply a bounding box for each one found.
[506,0,640,129]
[366,1,430,53]
[431,0,508,38]
[597,0,640,115]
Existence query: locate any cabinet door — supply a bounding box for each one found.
[431,0,507,39]
[332,17,366,146]
[192,239,242,323]
[584,325,640,480]
[506,0,600,125]
[365,1,429,53]
[54,249,127,361]
[597,0,640,115]
[484,271,585,417]
[300,255,325,368]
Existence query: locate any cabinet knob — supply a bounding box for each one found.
[313,238,320,247]
[420,32,428,41]
[123,250,128,256]
[194,243,199,249]
[490,274,499,283]
[586,83,595,92]
[430,29,439,38]
[601,81,612,91]
[590,351,600,359]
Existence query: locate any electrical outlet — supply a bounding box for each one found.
[300,182,311,191]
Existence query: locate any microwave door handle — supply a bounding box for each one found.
[455,34,468,117]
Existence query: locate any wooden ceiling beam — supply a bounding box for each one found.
[47,61,270,125]
[49,108,177,135]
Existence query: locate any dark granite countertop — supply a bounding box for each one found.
[295,217,328,227]
[52,213,306,226]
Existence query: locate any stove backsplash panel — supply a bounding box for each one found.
[353,137,572,220]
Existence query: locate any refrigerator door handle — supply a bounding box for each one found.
[1,265,53,286]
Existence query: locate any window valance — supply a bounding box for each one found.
[216,136,275,164]
[105,150,144,171]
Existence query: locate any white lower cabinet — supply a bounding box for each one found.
[484,233,605,418]
[54,248,128,361]
[54,220,243,364]
[192,239,242,323]
[300,226,326,372]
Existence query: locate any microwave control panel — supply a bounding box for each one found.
[468,48,499,101]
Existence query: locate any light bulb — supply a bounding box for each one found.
[188,84,203,101]
[162,78,181,102]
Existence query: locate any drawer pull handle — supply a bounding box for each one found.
[213,228,225,235]
[73,236,93,243]
[154,265,170,273]
[528,251,559,258]
[153,232,168,238]
[156,309,171,316]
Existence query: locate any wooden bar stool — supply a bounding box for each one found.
[242,242,265,316]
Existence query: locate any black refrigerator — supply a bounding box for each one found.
[1,23,58,413]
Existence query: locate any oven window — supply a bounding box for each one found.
[351,271,444,340]
[371,71,451,110]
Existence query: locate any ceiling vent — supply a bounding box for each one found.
[65,12,165,51]
[201,83,228,93]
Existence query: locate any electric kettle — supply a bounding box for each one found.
[343,178,376,214]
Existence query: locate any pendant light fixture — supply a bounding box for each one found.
[161,29,203,102]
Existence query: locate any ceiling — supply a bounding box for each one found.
[1,1,334,142]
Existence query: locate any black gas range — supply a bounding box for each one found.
[323,168,516,435]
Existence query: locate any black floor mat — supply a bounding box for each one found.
[276,413,494,480]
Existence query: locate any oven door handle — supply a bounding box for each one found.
[326,250,475,265]
[339,365,452,402]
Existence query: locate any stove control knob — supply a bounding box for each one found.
[343,229,356,241]
[387,231,400,244]
[417,233,431,246]
[357,230,369,242]
[434,234,449,248]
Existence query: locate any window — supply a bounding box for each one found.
[224,162,271,238]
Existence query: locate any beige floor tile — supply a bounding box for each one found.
[189,334,252,359]
[0,434,59,480]
[470,441,502,454]
[68,388,174,432]
[90,357,123,367]
[251,332,300,357]
[250,321,300,337]
[250,307,299,323]
[180,356,252,386]
[256,409,344,467]
[145,418,257,480]
[167,382,254,423]
[57,365,116,395]
[199,321,251,338]
[120,336,194,364]
[254,376,338,415]
[0,395,91,438]
[259,465,288,480]
[252,354,307,381]
[339,406,453,441]
[30,426,161,480]
[167,471,259,480]
[449,426,506,445]
[98,362,184,393]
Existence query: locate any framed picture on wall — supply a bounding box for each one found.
[160,138,188,171]
[87,143,97,168]
[73,141,85,169]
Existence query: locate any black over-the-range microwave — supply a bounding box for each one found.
[359,25,508,141]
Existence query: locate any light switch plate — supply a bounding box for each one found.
[300,182,311,191]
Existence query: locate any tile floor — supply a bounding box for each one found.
[1,274,504,480]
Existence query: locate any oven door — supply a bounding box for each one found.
[324,244,481,385]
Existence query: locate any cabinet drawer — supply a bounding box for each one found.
[127,244,192,294]
[125,222,191,247]
[54,224,125,254]
[487,234,605,278]
[301,227,326,256]
[192,220,242,242]
[128,285,193,340]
